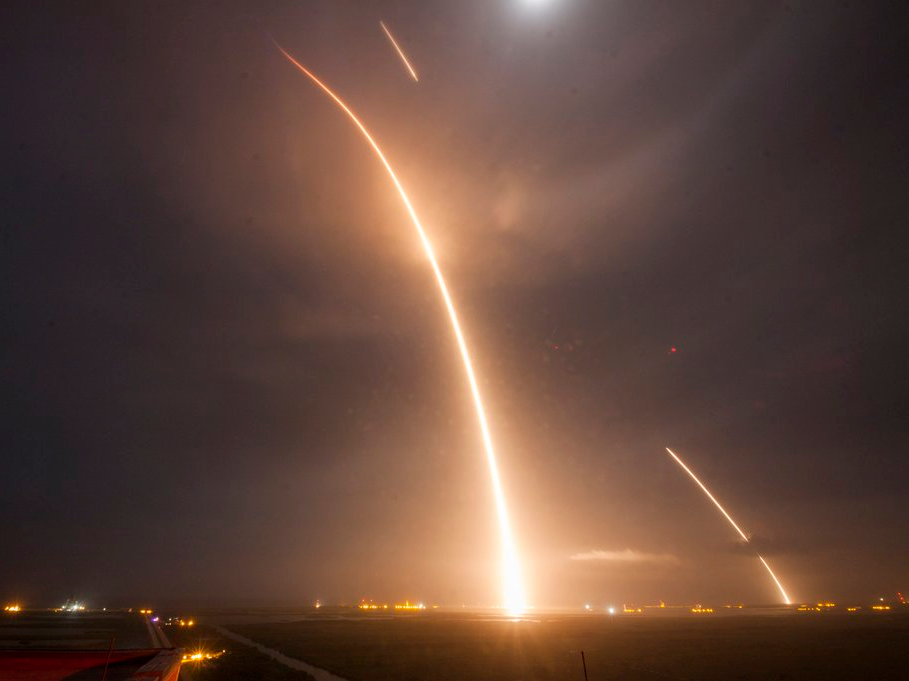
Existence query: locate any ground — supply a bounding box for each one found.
[0,610,151,650]
[226,610,909,681]
[167,623,314,681]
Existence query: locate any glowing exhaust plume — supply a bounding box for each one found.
[379,21,419,82]
[664,447,791,604]
[273,42,525,612]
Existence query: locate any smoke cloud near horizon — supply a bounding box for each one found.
[570,550,681,566]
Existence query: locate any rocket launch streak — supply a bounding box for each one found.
[273,42,525,612]
[664,447,792,604]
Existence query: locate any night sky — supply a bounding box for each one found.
[3,1,908,609]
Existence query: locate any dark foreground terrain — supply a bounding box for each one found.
[0,610,151,650]
[168,624,314,681]
[228,611,909,681]
[0,610,313,681]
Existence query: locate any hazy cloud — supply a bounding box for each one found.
[570,549,681,565]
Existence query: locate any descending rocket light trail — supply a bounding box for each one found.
[379,21,419,82]
[664,447,791,604]
[273,42,525,612]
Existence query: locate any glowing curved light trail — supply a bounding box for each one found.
[274,42,525,612]
[380,21,419,82]
[664,447,791,604]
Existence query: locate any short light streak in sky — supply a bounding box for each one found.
[664,447,792,604]
[272,41,526,613]
[379,21,419,82]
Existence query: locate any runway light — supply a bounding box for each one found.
[394,601,426,611]
[358,600,389,611]
[181,649,224,664]
[607,607,615,615]
[4,605,21,612]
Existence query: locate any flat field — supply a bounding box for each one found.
[0,610,151,650]
[168,624,314,681]
[228,611,909,681]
